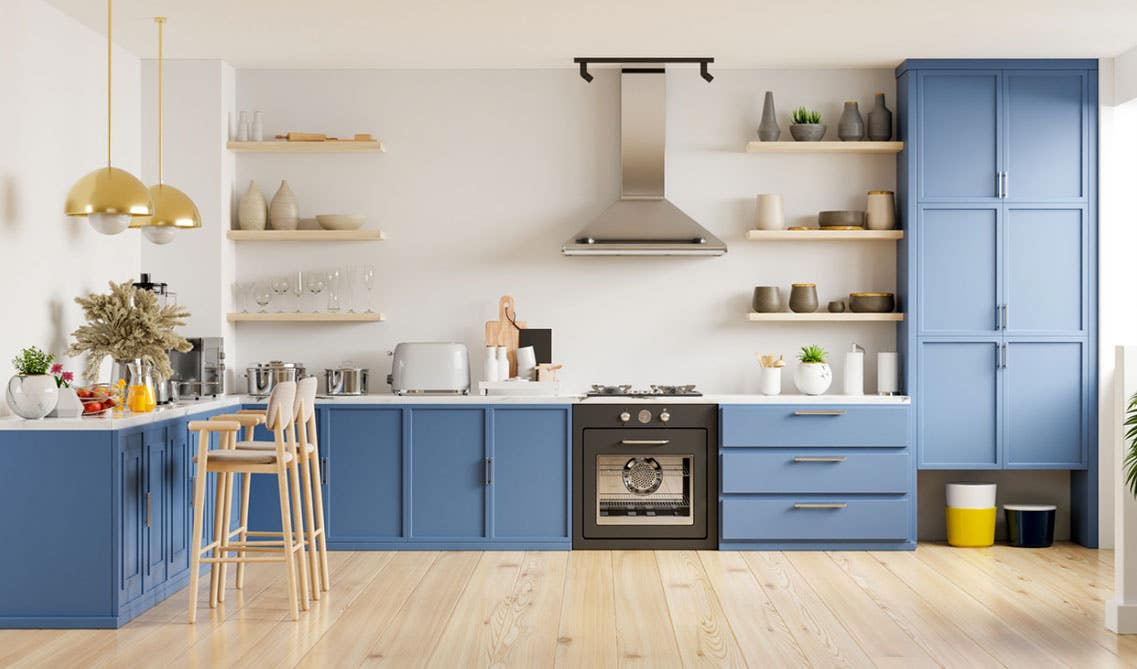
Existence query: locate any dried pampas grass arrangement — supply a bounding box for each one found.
[67,279,193,383]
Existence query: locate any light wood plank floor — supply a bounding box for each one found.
[3,543,1126,668]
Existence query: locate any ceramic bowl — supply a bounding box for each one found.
[316,214,366,231]
[818,210,866,227]
[848,292,896,313]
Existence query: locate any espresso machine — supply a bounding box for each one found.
[169,337,225,400]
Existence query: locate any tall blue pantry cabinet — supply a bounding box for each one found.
[896,59,1098,546]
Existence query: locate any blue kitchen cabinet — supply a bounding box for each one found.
[142,427,168,593]
[491,408,570,541]
[325,408,402,543]
[1004,70,1089,201]
[167,420,191,576]
[120,432,145,604]
[918,341,1001,468]
[1004,341,1086,468]
[1004,207,1086,335]
[917,207,1000,335]
[917,70,1001,201]
[410,409,487,540]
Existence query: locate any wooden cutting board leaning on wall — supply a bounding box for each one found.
[485,295,527,378]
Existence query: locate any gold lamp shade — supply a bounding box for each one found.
[64,166,153,217]
[131,184,201,229]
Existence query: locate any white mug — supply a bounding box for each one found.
[754,194,785,231]
[516,346,537,381]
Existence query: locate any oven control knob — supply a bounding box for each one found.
[619,411,631,423]
[637,409,652,424]
[659,410,671,423]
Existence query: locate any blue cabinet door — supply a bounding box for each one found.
[918,71,1001,201]
[919,341,1001,468]
[326,408,404,542]
[120,433,144,603]
[1004,70,1088,202]
[491,408,569,540]
[167,421,190,575]
[918,207,1000,334]
[1005,341,1086,468]
[1004,207,1086,335]
[143,427,167,593]
[411,409,486,539]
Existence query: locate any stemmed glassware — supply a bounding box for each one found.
[291,271,304,313]
[254,280,272,312]
[361,265,376,313]
[270,276,290,312]
[305,271,326,313]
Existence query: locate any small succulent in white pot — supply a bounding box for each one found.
[6,346,59,419]
[790,107,826,142]
[794,345,832,395]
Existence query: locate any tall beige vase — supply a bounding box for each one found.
[269,180,299,230]
[237,180,267,230]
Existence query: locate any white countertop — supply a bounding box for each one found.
[0,392,909,431]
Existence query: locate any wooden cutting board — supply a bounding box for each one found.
[484,295,527,378]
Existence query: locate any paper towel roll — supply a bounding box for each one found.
[877,352,899,394]
[843,348,864,396]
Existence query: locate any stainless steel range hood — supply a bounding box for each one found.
[563,68,726,256]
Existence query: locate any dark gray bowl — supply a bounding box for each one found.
[848,292,896,313]
[790,124,826,142]
[818,210,866,227]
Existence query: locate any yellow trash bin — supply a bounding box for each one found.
[945,482,996,547]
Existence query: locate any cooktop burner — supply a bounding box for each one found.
[586,384,702,397]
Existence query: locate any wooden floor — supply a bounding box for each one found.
[2,543,1128,668]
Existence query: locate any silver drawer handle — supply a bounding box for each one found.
[792,410,847,416]
[792,456,847,463]
[792,503,848,510]
[620,439,670,445]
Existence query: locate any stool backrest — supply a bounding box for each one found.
[265,381,297,431]
[294,376,318,424]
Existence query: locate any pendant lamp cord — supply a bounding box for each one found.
[106,0,112,167]
[155,17,165,185]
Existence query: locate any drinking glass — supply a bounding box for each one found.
[306,271,326,312]
[325,268,342,312]
[343,266,357,313]
[254,280,272,312]
[361,264,376,313]
[231,282,246,313]
[291,271,304,313]
[270,276,290,312]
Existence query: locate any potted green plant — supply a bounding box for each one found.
[790,107,826,142]
[794,344,832,395]
[6,346,59,419]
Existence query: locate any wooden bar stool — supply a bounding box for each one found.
[226,376,329,597]
[187,381,308,623]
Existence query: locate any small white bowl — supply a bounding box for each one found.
[316,214,365,231]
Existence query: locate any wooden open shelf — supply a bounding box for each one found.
[227,312,384,323]
[747,312,904,322]
[745,141,903,154]
[746,229,903,241]
[227,229,384,242]
[227,140,384,153]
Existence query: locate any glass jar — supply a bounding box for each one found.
[125,359,157,413]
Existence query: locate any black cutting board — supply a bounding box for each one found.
[518,329,552,364]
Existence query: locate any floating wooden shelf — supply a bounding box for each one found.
[227,140,384,153]
[227,229,384,242]
[227,312,384,323]
[745,141,904,154]
[747,312,904,322]
[746,229,904,241]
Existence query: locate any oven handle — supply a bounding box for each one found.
[619,439,671,445]
[792,503,848,510]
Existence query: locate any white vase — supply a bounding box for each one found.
[237,180,267,231]
[48,386,83,418]
[794,362,832,395]
[237,110,250,142]
[760,367,782,395]
[269,180,299,230]
[6,374,59,419]
[252,111,264,142]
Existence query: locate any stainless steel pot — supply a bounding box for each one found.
[245,361,306,396]
[325,364,368,395]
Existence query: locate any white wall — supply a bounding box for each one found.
[0,0,141,404]
[231,68,898,393]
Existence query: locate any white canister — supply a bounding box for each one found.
[877,352,899,395]
[252,111,264,142]
[946,482,997,509]
[759,367,781,395]
[496,346,510,380]
[237,110,250,142]
[843,343,864,396]
[866,190,896,230]
[484,346,499,382]
[516,346,537,381]
[754,194,785,231]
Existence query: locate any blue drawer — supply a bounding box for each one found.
[722,449,909,494]
[721,497,909,541]
[720,405,908,448]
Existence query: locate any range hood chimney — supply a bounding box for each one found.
[563,60,726,257]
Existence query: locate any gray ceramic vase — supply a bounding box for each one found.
[867,93,893,141]
[838,101,865,141]
[790,124,826,142]
[753,286,782,313]
[789,284,819,313]
[758,91,780,141]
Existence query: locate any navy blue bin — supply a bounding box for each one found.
[1004,504,1056,548]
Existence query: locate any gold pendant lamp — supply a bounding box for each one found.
[132,17,201,245]
[64,0,153,235]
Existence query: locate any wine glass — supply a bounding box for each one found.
[254,280,272,313]
[305,271,326,313]
[271,276,290,312]
[343,266,357,313]
[290,271,304,313]
[361,265,376,313]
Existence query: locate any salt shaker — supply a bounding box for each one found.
[496,346,510,380]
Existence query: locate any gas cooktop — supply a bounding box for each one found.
[585,384,702,398]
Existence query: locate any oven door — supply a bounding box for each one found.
[581,428,707,540]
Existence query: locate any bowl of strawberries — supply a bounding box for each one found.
[76,385,120,416]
